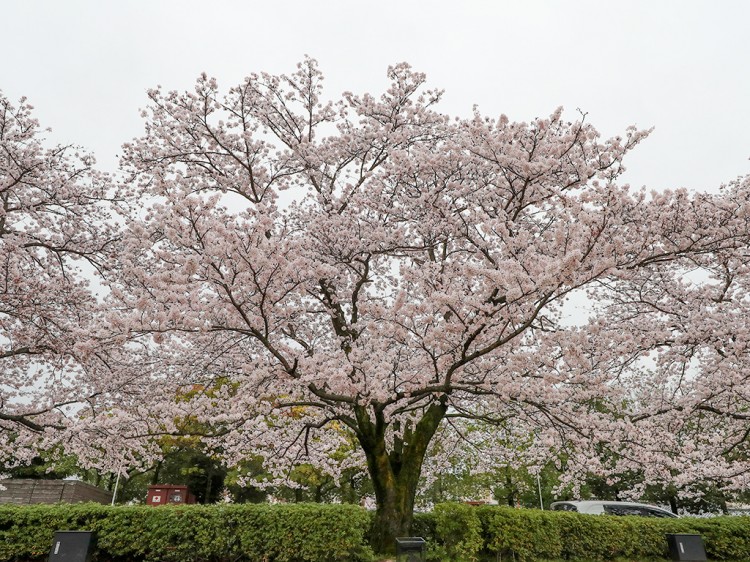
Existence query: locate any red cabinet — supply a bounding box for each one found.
[146,485,196,505]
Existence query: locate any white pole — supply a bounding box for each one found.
[111,469,122,506]
[537,473,544,510]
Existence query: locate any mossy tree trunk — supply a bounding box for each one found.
[355,398,447,555]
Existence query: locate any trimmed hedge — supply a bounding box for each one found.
[0,503,373,562]
[421,503,750,561]
[432,502,483,561]
[3,502,750,561]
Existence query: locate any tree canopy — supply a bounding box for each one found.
[0,92,118,466]
[2,60,750,551]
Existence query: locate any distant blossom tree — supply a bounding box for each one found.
[585,192,750,501]
[0,92,117,467]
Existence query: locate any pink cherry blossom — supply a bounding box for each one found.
[3,60,750,551]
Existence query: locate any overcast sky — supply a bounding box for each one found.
[2,0,748,193]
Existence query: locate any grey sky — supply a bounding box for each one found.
[2,0,748,193]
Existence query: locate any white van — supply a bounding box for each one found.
[550,500,678,518]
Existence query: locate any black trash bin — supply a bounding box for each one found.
[666,533,707,561]
[395,537,426,562]
[48,531,97,562]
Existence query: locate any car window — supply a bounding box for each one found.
[642,507,674,518]
[603,505,649,516]
[602,504,675,517]
[552,503,578,512]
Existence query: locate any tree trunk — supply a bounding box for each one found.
[151,461,162,485]
[369,464,421,554]
[505,471,515,507]
[204,467,213,504]
[356,399,447,555]
[314,481,326,503]
[668,494,678,515]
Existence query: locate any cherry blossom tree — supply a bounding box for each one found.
[100,59,750,551]
[0,92,117,465]
[577,181,750,502]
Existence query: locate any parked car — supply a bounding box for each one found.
[550,500,678,518]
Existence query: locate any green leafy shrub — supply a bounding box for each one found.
[552,509,636,560]
[410,511,437,544]
[0,503,372,562]
[478,505,563,561]
[476,505,750,561]
[3,501,750,562]
[230,503,373,562]
[683,516,750,561]
[431,503,483,561]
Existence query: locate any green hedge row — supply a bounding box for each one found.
[417,503,750,561]
[0,503,372,562]
[3,502,750,562]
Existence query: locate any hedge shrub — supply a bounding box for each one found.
[426,503,750,561]
[431,502,483,561]
[0,503,373,562]
[477,505,564,560]
[3,501,750,561]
